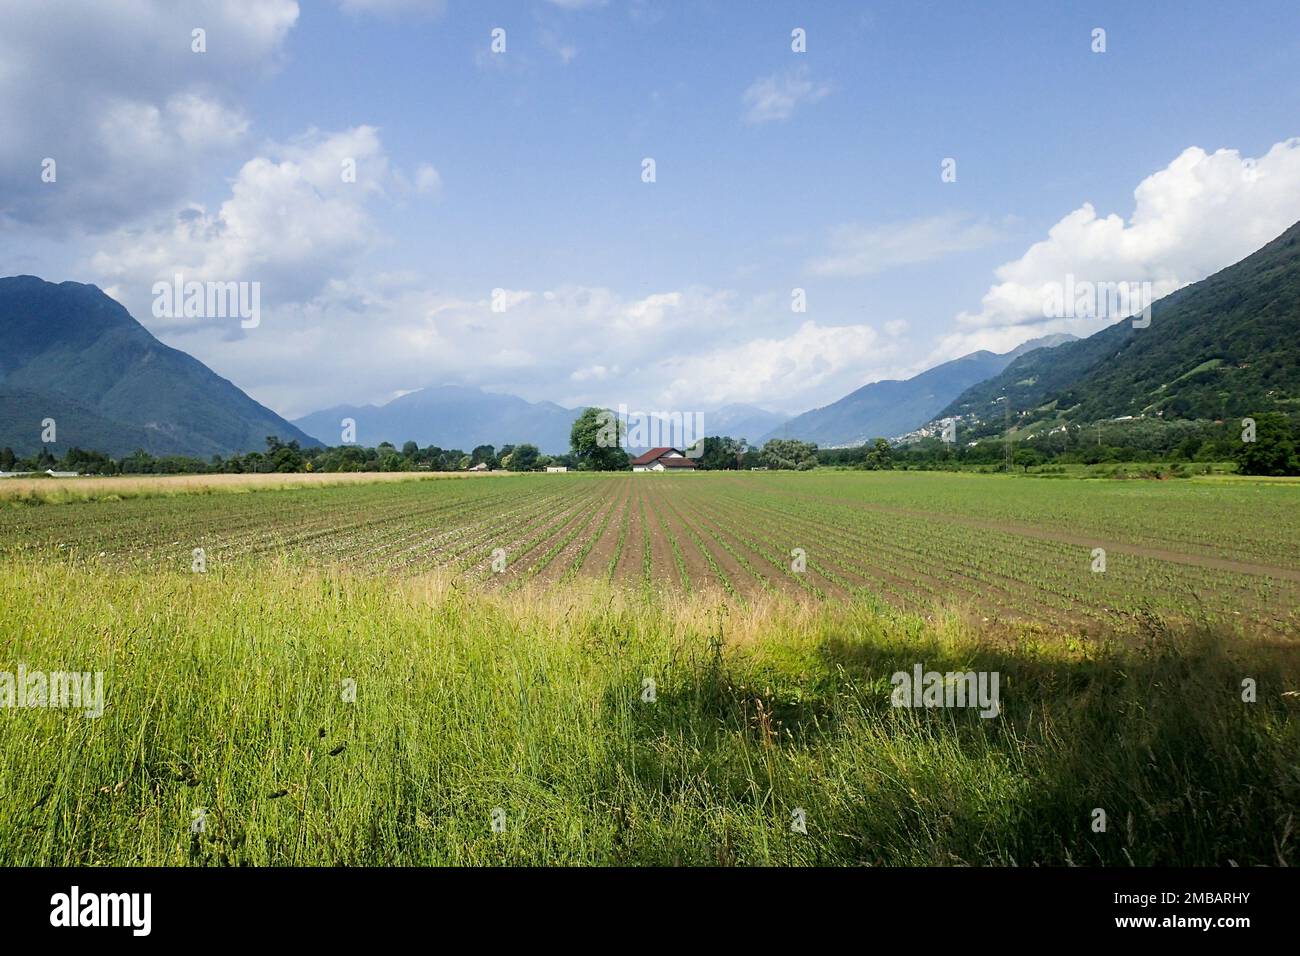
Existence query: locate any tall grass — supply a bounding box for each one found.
[0,560,1295,866]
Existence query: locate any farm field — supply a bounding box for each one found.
[2,470,1298,636]
[1,470,1298,866]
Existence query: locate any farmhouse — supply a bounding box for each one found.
[630,448,697,472]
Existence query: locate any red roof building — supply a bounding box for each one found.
[630,447,697,471]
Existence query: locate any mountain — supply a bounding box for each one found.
[294,385,580,454]
[0,276,319,458]
[0,384,196,458]
[294,393,790,456]
[934,220,1300,434]
[765,334,1077,446]
[703,403,789,442]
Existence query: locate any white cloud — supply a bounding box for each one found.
[414,164,443,196]
[88,126,435,320]
[807,214,1006,277]
[130,271,886,420]
[0,0,299,232]
[648,320,892,412]
[491,289,536,312]
[570,364,619,382]
[742,67,831,124]
[931,139,1300,360]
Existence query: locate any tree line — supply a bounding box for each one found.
[4,409,1295,477]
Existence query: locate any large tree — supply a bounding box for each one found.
[1013,448,1044,473]
[863,438,893,471]
[696,435,747,470]
[570,408,630,471]
[762,438,818,470]
[507,443,540,472]
[1234,413,1300,476]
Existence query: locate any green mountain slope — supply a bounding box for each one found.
[937,220,1300,434]
[0,276,320,458]
[769,334,1075,446]
[0,385,197,459]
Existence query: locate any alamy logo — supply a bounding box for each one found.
[1042,274,1154,328]
[890,664,1000,718]
[152,273,261,328]
[597,404,705,456]
[50,886,151,936]
[1,665,103,717]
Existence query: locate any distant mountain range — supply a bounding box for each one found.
[701,404,789,443]
[294,385,580,455]
[934,219,1300,436]
[763,334,1077,446]
[0,276,318,458]
[293,391,789,455]
[0,279,790,459]
[7,217,1297,462]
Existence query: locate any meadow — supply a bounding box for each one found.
[1,470,1297,865]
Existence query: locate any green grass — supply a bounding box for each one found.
[2,560,1296,866]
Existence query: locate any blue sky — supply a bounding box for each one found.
[4,0,1300,419]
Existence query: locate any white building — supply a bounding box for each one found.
[630,448,698,472]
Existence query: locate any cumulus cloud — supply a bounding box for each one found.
[931,139,1300,360]
[648,321,893,411]
[807,214,1006,277]
[142,272,887,420]
[0,0,299,232]
[742,67,830,124]
[2,0,889,424]
[414,164,443,196]
[88,126,440,324]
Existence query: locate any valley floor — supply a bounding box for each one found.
[2,470,1297,636]
[1,471,1296,865]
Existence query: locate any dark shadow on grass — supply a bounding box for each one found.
[598,615,1300,865]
